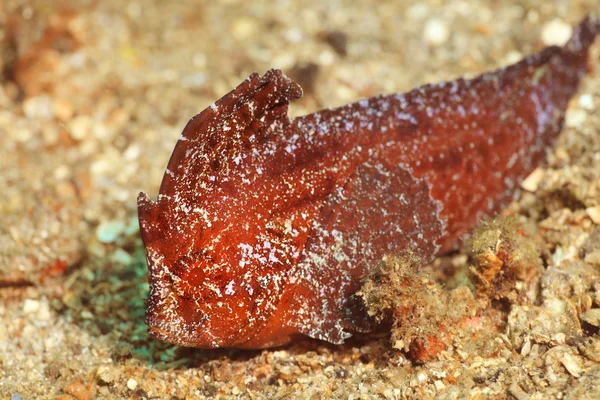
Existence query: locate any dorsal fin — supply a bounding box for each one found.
[158,69,303,198]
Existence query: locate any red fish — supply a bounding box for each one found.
[138,17,599,348]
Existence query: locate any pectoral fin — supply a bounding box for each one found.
[286,153,447,343]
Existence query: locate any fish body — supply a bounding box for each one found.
[138,17,599,348]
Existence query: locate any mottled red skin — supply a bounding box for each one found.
[138,17,599,349]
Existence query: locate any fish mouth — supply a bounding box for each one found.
[144,277,253,349]
[147,326,216,348]
[145,302,223,348]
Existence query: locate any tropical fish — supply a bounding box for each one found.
[138,16,599,348]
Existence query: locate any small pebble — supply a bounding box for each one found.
[42,126,60,146]
[96,220,126,243]
[54,98,75,121]
[23,299,41,314]
[521,168,544,192]
[321,30,347,55]
[585,250,600,266]
[566,108,587,128]
[125,217,140,236]
[91,158,115,178]
[541,18,572,46]
[285,27,303,43]
[127,378,138,390]
[580,309,600,326]
[406,3,429,20]
[54,165,71,180]
[551,332,566,344]
[181,73,206,89]
[123,144,141,161]
[424,18,450,46]
[23,95,55,120]
[560,352,583,377]
[586,205,600,224]
[509,382,530,400]
[68,116,92,141]
[554,148,570,164]
[502,50,523,67]
[192,53,207,68]
[112,248,133,265]
[37,299,51,321]
[96,366,122,384]
[231,16,257,40]
[318,50,336,66]
[578,94,594,110]
[521,339,532,356]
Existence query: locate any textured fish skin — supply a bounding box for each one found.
[138,16,599,349]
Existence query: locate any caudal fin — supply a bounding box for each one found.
[565,14,600,56]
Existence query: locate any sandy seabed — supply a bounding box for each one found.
[1,0,600,399]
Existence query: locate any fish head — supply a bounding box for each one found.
[136,69,304,348]
[137,192,282,348]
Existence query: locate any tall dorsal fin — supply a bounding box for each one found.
[159,69,303,198]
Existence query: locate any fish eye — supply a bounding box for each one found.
[170,252,229,301]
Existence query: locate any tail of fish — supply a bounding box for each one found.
[565,14,599,63]
[530,14,599,160]
[550,14,600,101]
[432,15,600,250]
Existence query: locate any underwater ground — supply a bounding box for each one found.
[1,0,599,398]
